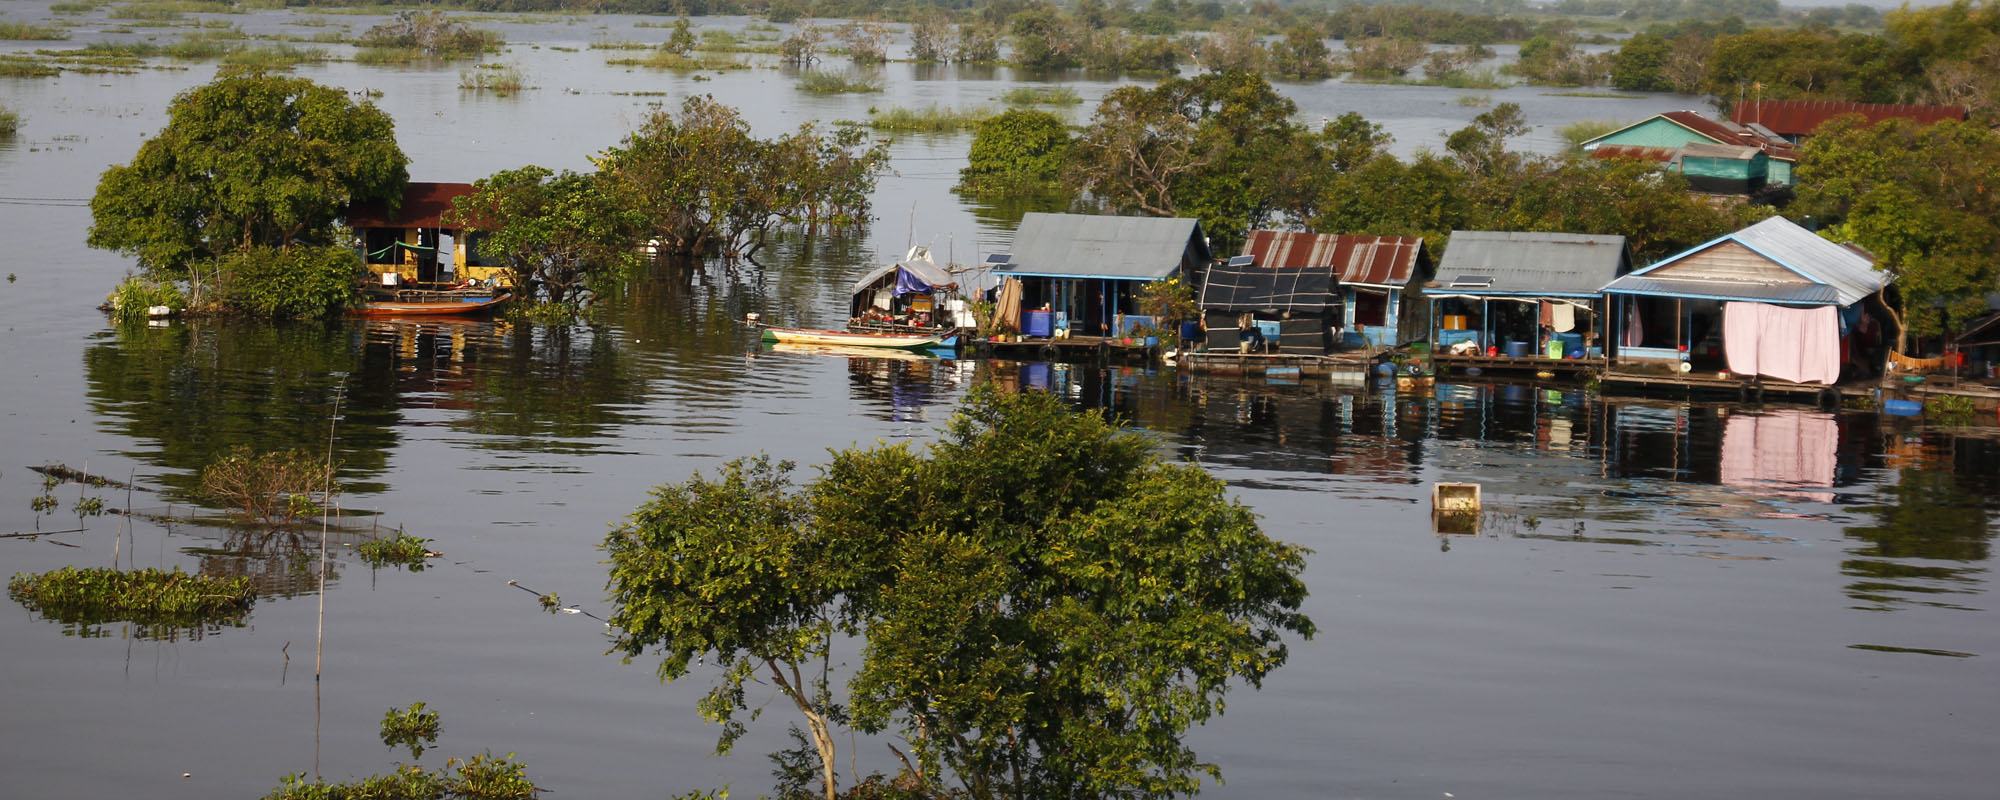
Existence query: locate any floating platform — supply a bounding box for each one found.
[1179,351,1383,381]
[1597,370,1864,406]
[1434,354,1605,380]
[974,335,1162,364]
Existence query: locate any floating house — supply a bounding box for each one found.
[1429,231,1633,360]
[989,212,1211,338]
[346,182,508,287]
[1580,111,1799,185]
[1591,142,1773,196]
[847,247,965,332]
[1240,231,1432,347]
[1197,256,1342,354]
[1599,216,1889,385]
[1730,100,1969,143]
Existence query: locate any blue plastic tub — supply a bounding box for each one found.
[1505,341,1530,358]
[1022,310,1052,338]
[1882,398,1923,416]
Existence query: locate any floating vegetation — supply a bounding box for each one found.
[30,463,140,490]
[798,70,882,94]
[0,103,18,134]
[357,533,437,571]
[223,44,327,69]
[0,22,70,41]
[460,63,528,95]
[867,104,995,132]
[380,702,442,760]
[997,85,1082,105]
[0,56,60,78]
[354,46,430,64]
[49,2,105,14]
[587,40,649,50]
[164,32,245,60]
[605,50,744,72]
[266,752,540,800]
[1456,93,1491,107]
[197,445,339,525]
[8,566,255,635]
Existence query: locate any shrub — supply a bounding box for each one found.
[0,102,19,134]
[357,11,500,58]
[0,22,69,41]
[358,534,436,571]
[459,64,526,94]
[197,445,340,525]
[798,70,881,94]
[212,245,360,319]
[105,275,186,322]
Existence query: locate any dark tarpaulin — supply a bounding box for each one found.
[1199,263,1338,312]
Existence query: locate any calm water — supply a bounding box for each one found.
[3,9,1998,799]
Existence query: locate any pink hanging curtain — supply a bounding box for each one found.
[1723,302,1840,384]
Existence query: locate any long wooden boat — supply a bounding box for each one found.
[767,343,950,361]
[761,326,957,350]
[351,289,510,318]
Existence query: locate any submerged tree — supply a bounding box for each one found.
[87,71,407,311]
[604,387,1314,800]
[446,166,640,310]
[594,96,888,262]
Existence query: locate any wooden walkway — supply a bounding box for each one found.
[1434,354,1605,379]
[1178,351,1381,379]
[976,335,1162,363]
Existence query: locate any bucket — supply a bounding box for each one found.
[1505,341,1530,358]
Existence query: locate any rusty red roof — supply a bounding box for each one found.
[346,182,477,229]
[1659,111,1798,161]
[1240,231,1427,288]
[1731,101,1968,137]
[1590,145,1678,163]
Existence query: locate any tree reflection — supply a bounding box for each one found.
[83,319,394,498]
[1843,467,1994,610]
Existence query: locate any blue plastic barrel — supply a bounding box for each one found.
[1882,398,1923,416]
[1505,341,1530,358]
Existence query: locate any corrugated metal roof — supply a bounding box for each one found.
[1590,145,1677,163]
[1602,275,1840,305]
[1660,111,1799,161]
[1731,100,1969,137]
[1680,142,1760,160]
[1240,231,1425,288]
[346,182,477,229]
[847,258,957,295]
[1436,231,1631,296]
[1614,216,1884,306]
[995,212,1208,281]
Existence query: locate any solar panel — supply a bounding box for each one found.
[985,253,1012,264]
[1227,254,1256,267]
[1449,275,1493,288]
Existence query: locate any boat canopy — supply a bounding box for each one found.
[848,259,957,298]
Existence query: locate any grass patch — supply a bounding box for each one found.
[798,70,881,94]
[0,104,18,135]
[0,22,70,40]
[163,32,240,59]
[868,104,995,132]
[49,2,105,14]
[1456,93,1491,107]
[9,566,255,633]
[606,49,745,71]
[997,85,1082,105]
[357,533,436,571]
[0,56,61,78]
[460,63,527,94]
[588,39,650,50]
[223,43,327,69]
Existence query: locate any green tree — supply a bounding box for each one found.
[1010,5,1083,70]
[1269,25,1333,79]
[1793,115,2000,347]
[1070,71,1324,250]
[1611,32,1672,91]
[211,244,364,319]
[957,109,1074,195]
[88,72,407,301]
[604,387,1314,800]
[446,166,640,310]
[594,96,888,262]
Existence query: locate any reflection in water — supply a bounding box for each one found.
[1844,440,1996,610]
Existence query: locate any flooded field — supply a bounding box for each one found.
[3,7,1998,799]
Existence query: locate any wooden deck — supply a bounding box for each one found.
[1178,351,1381,379]
[974,335,1163,363]
[1598,369,1864,406]
[1434,354,1606,379]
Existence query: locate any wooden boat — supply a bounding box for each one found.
[766,343,950,361]
[351,288,510,318]
[761,326,957,350]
